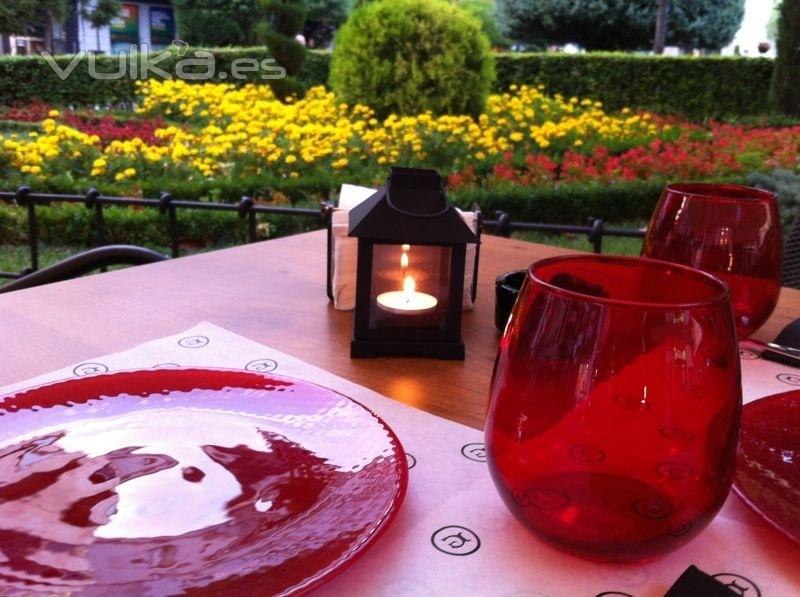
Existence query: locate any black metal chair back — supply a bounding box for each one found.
[0,245,168,294]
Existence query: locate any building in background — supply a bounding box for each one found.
[0,1,176,56]
[0,35,46,56]
[77,0,177,54]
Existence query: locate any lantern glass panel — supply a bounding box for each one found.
[368,243,452,331]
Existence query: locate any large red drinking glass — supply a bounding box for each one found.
[643,183,782,337]
[486,255,741,562]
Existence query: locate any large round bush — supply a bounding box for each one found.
[329,0,495,118]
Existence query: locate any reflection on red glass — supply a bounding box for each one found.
[486,255,741,562]
[0,369,407,594]
[643,183,782,337]
[734,390,800,546]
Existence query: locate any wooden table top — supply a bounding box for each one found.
[2,231,798,429]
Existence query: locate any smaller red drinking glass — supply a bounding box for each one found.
[643,183,782,337]
[486,255,741,562]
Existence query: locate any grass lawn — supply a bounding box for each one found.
[0,244,182,287]
[1,226,645,288]
[0,245,76,279]
[512,220,645,256]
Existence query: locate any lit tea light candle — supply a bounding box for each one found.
[377,275,438,314]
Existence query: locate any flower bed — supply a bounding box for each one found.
[0,81,797,212]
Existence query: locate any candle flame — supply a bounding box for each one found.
[400,252,409,268]
[402,244,411,251]
[403,275,415,297]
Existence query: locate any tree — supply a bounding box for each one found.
[0,0,119,51]
[304,0,348,48]
[654,0,670,53]
[498,0,744,52]
[174,0,261,47]
[175,0,345,49]
[256,0,308,99]
[668,1,745,51]
[80,0,120,28]
[0,2,37,35]
[771,0,800,115]
[459,0,511,49]
[498,0,653,50]
[768,1,782,40]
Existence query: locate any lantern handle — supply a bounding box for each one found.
[385,168,450,219]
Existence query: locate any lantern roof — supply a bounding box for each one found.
[348,167,478,244]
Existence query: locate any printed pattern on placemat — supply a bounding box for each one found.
[777,372,800,386]
[245,359,278,373]
[431,526,481,556]
[177,335,209,348]
[72,362,109,376]
[711,573,761,597]
[461,442,487,462]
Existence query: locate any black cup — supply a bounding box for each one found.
[495,270,527,333]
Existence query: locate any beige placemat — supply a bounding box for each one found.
[2,324,799,596]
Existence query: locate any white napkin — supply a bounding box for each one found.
[331,184,479,311]
[2,324,799,596]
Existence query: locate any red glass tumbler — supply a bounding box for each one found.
[486,255,741,562]
[643,183,782,337]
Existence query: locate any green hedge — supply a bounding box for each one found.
[0,201,323,248]
[449,181,668,223]
[449,178,744,224]
[0,178,748,249]
[18,171,333,203]
[494,53,774,120]
[0,49,773,119]
[0,172,335,249]
[0,47,329,107]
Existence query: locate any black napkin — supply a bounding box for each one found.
[774,317,800,350]
[762,317,800,367]
[664,565,738,597]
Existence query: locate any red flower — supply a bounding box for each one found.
[61,112,167,146]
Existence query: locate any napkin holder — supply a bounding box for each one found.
[326,183,482,311]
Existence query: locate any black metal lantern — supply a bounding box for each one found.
[348,167,479,359]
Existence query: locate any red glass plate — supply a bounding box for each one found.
[0,368,408,595]
[733,390,800,546]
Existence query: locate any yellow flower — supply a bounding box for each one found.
[0,79,667,191]
[48,109,60,118]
